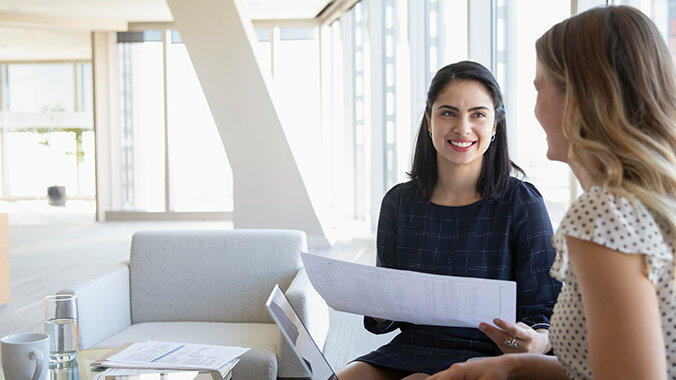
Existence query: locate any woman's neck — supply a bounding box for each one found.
[570,161,594,191]
[431,156,483,206]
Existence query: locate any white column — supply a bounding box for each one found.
[92,31,121,221]
[167,0,328,248]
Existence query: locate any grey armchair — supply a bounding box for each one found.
[59,229,329,379]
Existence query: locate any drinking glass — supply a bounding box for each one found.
[43,294,79,366]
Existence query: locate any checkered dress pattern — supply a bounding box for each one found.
[354,178,562,375]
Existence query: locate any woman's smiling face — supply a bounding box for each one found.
[427,80,497,169]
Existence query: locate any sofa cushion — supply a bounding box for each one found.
[94,322,280,380]
[130,230,307,324]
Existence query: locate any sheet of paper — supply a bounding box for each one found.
[93,359,238,380]
[103,341,247,371]
[301,252,516,328]
[93,368,201,379]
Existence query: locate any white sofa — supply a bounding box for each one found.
[59,229,329,379]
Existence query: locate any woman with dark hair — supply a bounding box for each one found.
[337,61,561,380]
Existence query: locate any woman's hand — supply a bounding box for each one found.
[427,355,517,380]
[479,318,550,354]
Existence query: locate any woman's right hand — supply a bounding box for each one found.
[427,355,518,380]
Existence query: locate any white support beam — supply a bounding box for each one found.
[167,0,329,249]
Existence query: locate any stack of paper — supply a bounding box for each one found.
[93,368,221,380]
[92,341,249,380]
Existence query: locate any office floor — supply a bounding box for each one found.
[0,208,396,371]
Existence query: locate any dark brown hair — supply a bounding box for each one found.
[408,61,523,199]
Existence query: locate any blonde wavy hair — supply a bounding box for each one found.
[536,5,676,246]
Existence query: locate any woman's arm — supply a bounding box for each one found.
[566,236,667,380]
[482,183,561,353]
[511,184,562,326]
[364,185,402,334]
[427,353,568,380]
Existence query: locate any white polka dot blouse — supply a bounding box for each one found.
[549,186,676,379]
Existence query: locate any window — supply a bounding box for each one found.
[498,0,571,226]
[0,61,95,199]
[166,31,233,212]
[321,20,355,216]
[609,0,676,58]
[275,27,323,211]
[254,28,272,76]
[353,2,370,220]
[117,31,166,211]
[382,0,398,190]
[425,0,468,85]
[7,64,75,112]
[117,30,234,212]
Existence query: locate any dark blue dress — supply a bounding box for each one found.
[354,178,562,375]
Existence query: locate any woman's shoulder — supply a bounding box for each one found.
[383,181,419,202]
[562,186,657,232]
[499,177,545,204]
[553,185,674,284]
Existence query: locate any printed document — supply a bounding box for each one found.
[99,341,247,373]
[301,252,516,328]
[92,367,234,380]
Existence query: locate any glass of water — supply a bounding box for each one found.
[43,294,79,366]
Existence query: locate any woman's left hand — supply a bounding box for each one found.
[478,318,549,354]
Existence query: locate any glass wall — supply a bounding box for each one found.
[498,0,571,226]
[117,32,165,211]
[275,27,323,212]
[104,0,676,225]
[317,0,471,223]
[0,61,95,199]
[117,30,233,212]
[166,31,233,212]
[609,0,676,58]
[320,19,354,216]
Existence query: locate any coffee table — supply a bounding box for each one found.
[0,348,232,379]
[0,348,108,380]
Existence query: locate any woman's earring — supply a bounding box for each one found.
[490,135,496,142]
[428,131,432,138]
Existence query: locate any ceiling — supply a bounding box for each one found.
[0,0,333,22]
[0,0,335,61]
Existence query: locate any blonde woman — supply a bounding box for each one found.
[429,5,676,380]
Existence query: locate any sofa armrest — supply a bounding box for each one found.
[277,267,330,378]
[58,262,131,349]
[285,267,329,349]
